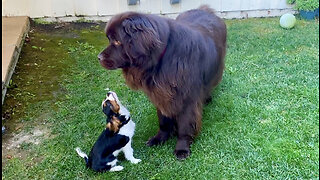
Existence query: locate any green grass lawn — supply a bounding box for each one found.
[2,17,319,179]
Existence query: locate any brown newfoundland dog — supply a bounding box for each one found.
[98,5,227,160]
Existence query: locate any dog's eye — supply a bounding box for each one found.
[114,40,121,46]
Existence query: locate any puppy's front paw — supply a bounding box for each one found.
[130,158,141,164]
[110,166,124,172]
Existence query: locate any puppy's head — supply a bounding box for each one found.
[98,12,162,69]
[102,91,131,133]
[102,91,120,117]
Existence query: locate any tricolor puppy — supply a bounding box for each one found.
[75,91,141,172]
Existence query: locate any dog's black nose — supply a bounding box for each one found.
[97,53,102,61]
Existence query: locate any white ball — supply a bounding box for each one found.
[280,13,296,29]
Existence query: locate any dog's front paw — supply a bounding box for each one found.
[110,166,124,172]
[146,136,162,146]
[146,130,171,146]
[130,158,141,164]
[174,149,191,160]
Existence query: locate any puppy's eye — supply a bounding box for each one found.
[114,40,121,46]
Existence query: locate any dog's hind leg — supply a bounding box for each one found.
[107,158,123,172]
[109,166,124,172]
[123,140,141,164]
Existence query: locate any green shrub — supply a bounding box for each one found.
[287,0,319,11]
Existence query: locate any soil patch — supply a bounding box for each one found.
[1,21,78,168]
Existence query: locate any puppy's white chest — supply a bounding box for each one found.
[118,120,135,138]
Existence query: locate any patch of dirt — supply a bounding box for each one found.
[1,21,104,169]
[2,125,51,167]
[5,127,48,149]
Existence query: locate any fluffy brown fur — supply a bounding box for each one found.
[98,5,227,160]
[106,116,121,133]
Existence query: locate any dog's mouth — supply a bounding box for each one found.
[100,59,116,70]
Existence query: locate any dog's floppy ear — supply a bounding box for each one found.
[102,100,120,116]
[122,15,161,59]
[106,116,121,133]
[102,101,112,116]
[109,100,120,114]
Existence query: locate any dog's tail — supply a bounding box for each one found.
[75,147,89,165]
[199,4,217,15]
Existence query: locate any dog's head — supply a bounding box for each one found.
[98,12,162,69]
[102,91,130,133]
[102,91,120,117]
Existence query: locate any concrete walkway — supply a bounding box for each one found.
[2,16,30,104]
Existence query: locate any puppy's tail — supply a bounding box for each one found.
[75,147,89,165]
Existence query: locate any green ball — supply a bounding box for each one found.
[280,13,296,29]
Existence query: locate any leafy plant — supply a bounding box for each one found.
[33,18,52,25]
[287,0,319,11]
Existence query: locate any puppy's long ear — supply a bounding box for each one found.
[102,100,120,116]
[109,100,120,113]
[102,101,112,116]
[122,15,161,59]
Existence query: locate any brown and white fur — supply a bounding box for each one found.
[75,91,141,172]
